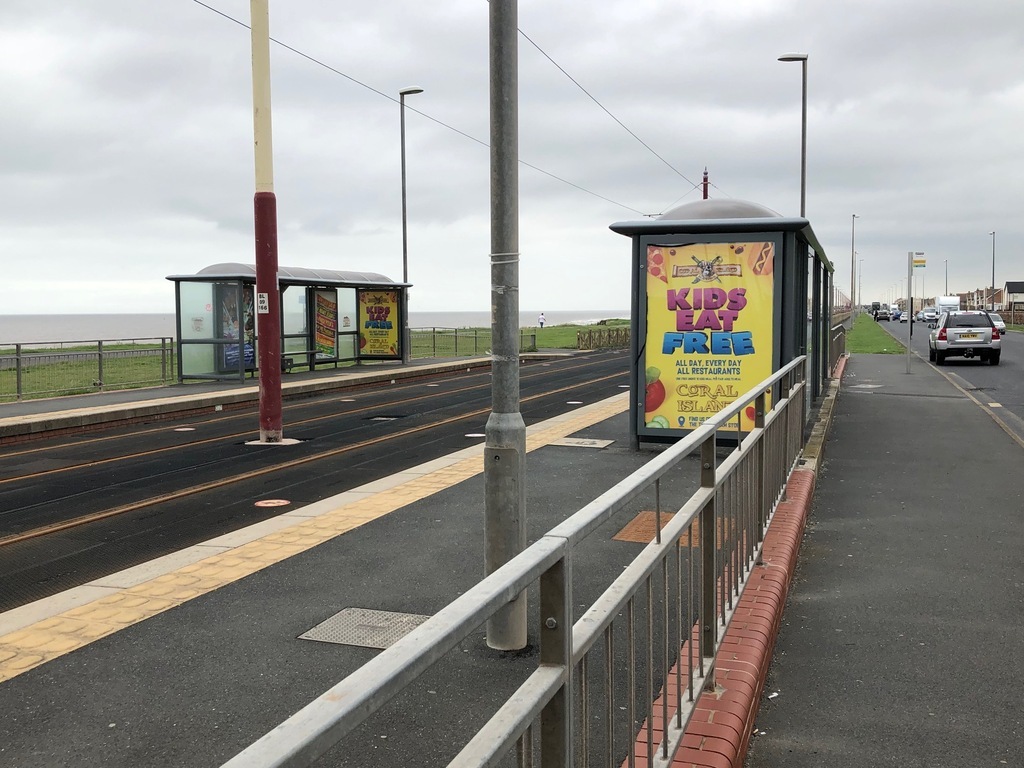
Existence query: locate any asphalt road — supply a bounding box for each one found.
[877,317,1024,444]
[0,351,631,611]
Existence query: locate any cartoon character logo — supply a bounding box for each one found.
[692,255,723,284]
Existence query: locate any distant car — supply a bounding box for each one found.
[899,312,910,323]
[916,310,924,321]
[928,310,1001,365]
[875,307,891,321]
[989,312,1007,334]
[922,306,939,326]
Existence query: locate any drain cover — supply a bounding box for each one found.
[550,437,614,449]
[300,608,431,650]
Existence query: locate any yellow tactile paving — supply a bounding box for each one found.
[0,392,628,684]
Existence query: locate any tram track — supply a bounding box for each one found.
[0,355,609,480]
[0,357,627,549]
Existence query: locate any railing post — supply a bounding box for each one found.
[97,340,104,391]
[15,343,23,401]
[755,391,766,539]
[539,548,572,767]
[161,338,168,383]
[700,432,717,689]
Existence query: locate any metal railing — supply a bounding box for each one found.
[829,322,846,374]
[576,327,630,350]
[222,357,808,768]
[0,338,175,402]
[410,327,538,358]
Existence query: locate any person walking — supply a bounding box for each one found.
[538,312,546,328]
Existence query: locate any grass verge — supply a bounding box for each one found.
[846,314,906,354]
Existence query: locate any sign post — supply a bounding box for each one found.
[908,252,924,373]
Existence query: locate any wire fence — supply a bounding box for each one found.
[0,339,176,403]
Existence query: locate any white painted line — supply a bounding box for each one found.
[988,402,1003,408]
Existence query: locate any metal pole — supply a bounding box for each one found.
[990,231,996,310]
[484,0,527,650]
[250,0,282,442]
[858,259,863,311]
[400,86,423,365]
[850,214,858,315]
[906,252,913,373]
[799,58,807,217]
[944,259,948,295]
[778,53,809,217]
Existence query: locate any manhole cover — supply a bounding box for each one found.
[550,437,614,449]
[300,608,431,650]
[255,499,291,508]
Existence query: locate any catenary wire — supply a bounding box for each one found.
[191,0,660,215]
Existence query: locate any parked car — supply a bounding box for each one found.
[988,312,1007,334]
[875,307,891,321]
[928,310,1001,365]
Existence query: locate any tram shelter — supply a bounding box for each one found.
[610,199,834,447]
[166,263,408,382]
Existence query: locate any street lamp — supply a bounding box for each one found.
[944,259,948,295]
[850,214,859,313]
[778,53,808,217]
[858,258,863,310]
[989,231,996,310]
[399,85,424,365]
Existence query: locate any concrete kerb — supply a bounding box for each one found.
[629,359,845,767]
[0,358,493,444]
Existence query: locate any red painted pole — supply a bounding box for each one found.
[254,191,282,441]
[251,0,283,442]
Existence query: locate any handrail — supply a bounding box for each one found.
[221,355,809,768]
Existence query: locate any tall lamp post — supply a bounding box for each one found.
[850,214,859,313]
[944,259,948,295]
[399,86,424,365]
[989,231,996,310]
[779,53,808,217]
[858,258,863,310]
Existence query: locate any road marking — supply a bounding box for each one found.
[988,403,1002,408]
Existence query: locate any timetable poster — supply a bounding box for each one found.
[642,241,775,434]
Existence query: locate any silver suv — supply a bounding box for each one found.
[928,310,1001,365]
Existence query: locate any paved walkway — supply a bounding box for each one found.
[745,353,1024,767]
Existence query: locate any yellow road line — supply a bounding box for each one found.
[0,393,628,684]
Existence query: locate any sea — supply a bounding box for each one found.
[0,311,630,345]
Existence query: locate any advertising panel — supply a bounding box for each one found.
[642,240,776,435]
[216,283,255,371]
[314,289,339,359]
[357,289,400,358]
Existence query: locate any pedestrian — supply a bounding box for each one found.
[538,312,545,328]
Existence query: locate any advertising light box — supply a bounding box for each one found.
[641,238,778,437]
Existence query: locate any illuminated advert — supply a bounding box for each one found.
[643,241,775,433]
[357,289,401,358]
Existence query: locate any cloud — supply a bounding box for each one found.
[1,0,1022,317]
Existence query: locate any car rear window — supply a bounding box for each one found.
[949,315,991,328]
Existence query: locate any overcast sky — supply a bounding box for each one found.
[1,0,1022,316]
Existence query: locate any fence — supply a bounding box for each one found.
[221,356,808,768]
[0,339,175,402]
[410,328,538,358]
[576,327,630,350]
[829,322,846,375]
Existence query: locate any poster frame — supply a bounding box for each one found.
[635,232,784,442]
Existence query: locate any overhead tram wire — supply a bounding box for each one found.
[191,0,646,216]
[516,28,698,190]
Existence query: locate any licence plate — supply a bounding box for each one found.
[959,333,979,340]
